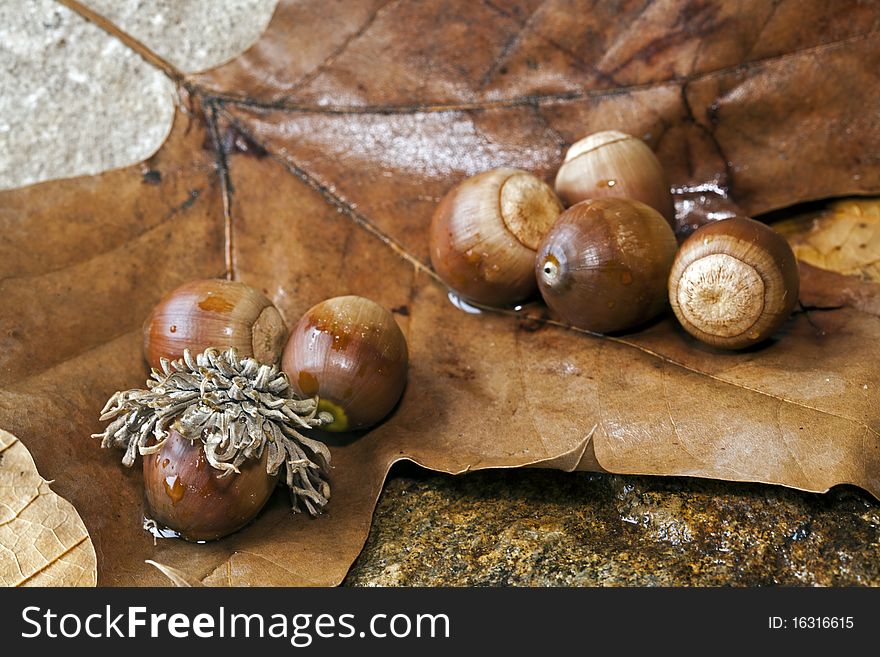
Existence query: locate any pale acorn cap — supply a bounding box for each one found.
[668,217,799,349]
[429,167,562,305]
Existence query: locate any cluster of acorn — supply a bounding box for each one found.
[96,132,799,545]
[429,130,799,349]
[94,280,408,541]
[142,281,409,431]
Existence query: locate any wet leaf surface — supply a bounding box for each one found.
[1,0,878,585]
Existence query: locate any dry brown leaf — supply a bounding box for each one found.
[0,429,96,586]
[1,0,879,586]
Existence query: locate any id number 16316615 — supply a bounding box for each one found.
[769,617,854,630]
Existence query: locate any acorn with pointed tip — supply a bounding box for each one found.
[554,130,675,224]
[429,168,563,306]
[668,216,799,349]
[536,198,677,333]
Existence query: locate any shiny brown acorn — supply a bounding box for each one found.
[536,198,678,333]
[143,429,278,542]
[282,296,408,432]
[143,279,286,369]
[429,168,563,306]
[93,348,333,542]
[554,130,675,224]
[668,216,799,349]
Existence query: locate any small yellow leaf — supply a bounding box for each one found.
[779,199,880,280]
[0,429,96,587]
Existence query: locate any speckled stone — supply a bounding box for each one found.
[0,0,276,191]
[0,0,174,191]
[82,0,277,73]
[345,465,880,586]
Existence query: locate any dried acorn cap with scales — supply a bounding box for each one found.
[93,347,334,541]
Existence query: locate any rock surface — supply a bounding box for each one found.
[82,0,276,73]
[346,465,880,586]
[0,0,276,190]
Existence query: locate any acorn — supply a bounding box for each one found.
[93,348,333,541]
[668,216,799,349]
[429,168,563,306]
[554,130,675,224]
[143,279,286,369]
[143,429,278,542]
[536,198,678,333]
[282,296,408,432]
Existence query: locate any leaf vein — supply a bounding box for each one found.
[209,30,879,116]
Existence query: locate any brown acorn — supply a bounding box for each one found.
[93,348,334,542]
[429,168,563,306]
[668,216,799,349]
[536,198,678,333]
[554,130,675,224]
[143,279,286,369]
[282,296,408,432]
[143,429,278,542]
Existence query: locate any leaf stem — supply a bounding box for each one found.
[56,0,185,83]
